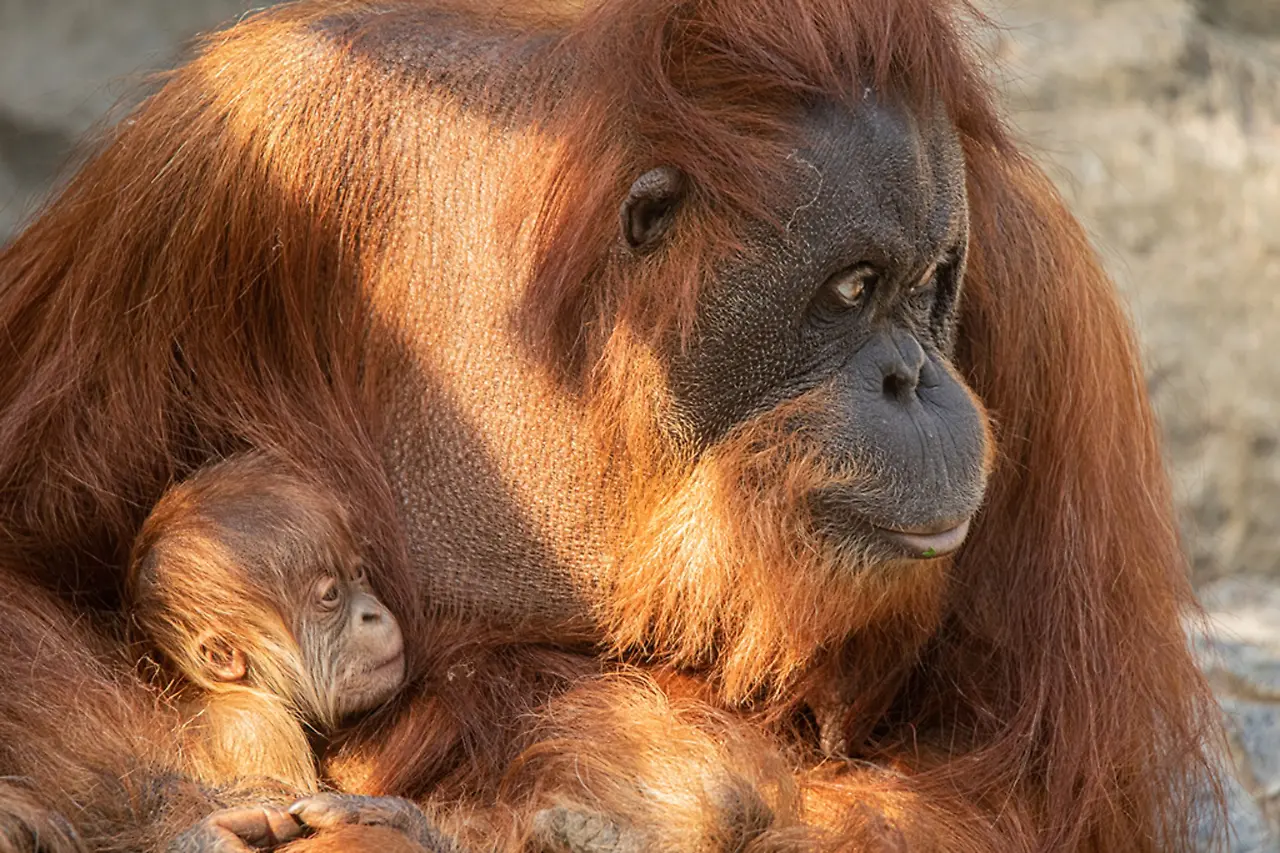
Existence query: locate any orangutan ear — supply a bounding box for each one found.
[621,166,687,251]
[197,632,247,682]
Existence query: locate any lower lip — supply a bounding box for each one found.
[873,518,972,559]
[369,652,405,677]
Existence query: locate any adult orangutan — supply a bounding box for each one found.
[0,0,1222,851]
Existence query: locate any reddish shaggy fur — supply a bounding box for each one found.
[526,2,1220,845]
[0,563,310,853]
[0,0,1221,851]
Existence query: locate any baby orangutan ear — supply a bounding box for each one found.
[620,166,687,251]
[197,633,248,682]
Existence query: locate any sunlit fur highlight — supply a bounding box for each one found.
[500,673,809,851]
[180,690,320,794]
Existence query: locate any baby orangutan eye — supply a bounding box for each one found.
[825,264,879,309]
[315,576,342,610]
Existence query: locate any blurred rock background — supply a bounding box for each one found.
[1,0,1278,848]
[987,0,1280,591]
[981,5,1280,845]
[0,0,265,238]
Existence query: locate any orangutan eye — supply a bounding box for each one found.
[315,577,342,609]
[825,265,878,309]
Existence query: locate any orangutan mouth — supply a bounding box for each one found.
[874,518,972,559]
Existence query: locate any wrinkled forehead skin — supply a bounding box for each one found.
[783,96,968,268]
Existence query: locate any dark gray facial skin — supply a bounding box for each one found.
[656,97,989,561]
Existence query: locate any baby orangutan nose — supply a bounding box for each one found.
[339,592,407,717]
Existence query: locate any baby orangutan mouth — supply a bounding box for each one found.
[332,588,409,718]
[341,625,408,717]
[371,645,407,679]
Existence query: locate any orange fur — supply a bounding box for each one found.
[0,0,1222,851]
[179,690,321,794]
[600,386,960,701]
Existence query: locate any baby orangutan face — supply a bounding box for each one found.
[132,453,409,727]
[301,559,407,717]
[197,555,407,722]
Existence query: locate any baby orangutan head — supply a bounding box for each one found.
[128,453,406,728]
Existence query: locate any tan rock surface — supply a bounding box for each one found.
[985,0,1280,587]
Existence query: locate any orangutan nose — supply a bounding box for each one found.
[862,330,926,403]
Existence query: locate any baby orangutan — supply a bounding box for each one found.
[127,453,408,794]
